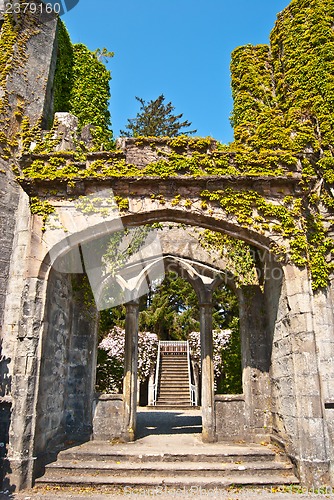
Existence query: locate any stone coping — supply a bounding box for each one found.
[215,394,245,402]
[94,393,123,402]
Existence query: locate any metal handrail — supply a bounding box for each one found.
[152,341,161,405]
[160,341,187,353]
[187,341,197,406]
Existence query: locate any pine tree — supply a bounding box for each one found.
[120,94,197,137]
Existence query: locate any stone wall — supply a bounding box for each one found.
[0,163,22,490]
[0,165,21,335]
[115,137,216,168]
[312,282,334,475]
[34,269,72,462]
[5,5,58,133]
[65,274,98,441]
[34,271,98,472]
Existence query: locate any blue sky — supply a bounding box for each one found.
[62,1,290,144]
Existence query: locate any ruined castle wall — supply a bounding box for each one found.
[34,268,73,460]
[265,260,296,448]
[6,11,59,132]
[312,282,334,476]
[34,270,97,466]
[0,165,21,338]
[64,274,98,442]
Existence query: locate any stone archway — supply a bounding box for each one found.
[3,183,333,488]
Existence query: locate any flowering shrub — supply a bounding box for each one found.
[97,326,158,393]
[188,329,231,381]
[97,323,241,395]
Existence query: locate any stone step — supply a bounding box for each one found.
[36,472,299,489]
[159,383,188,387]
[158,394,190,398]
[160,378,189,382]
[160,370,188,378]
[156,401,191,405]
[41,459,296,479]
[157,394,190,398]
[35,439,299,491]
[156,395,191,398]
[161,371,188,375]
[157,398,190,402]
[158,386,189,391]
[148,404,195,410]
[161,362,188,365]
[161,366,188,374]
[56,445,278,464]
[156,401,191,406]
[161,364,188,372]
[155,401,191,404]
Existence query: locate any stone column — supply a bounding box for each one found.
[238,285,271,441]
[122,300,139,442]
[199,300,216,442]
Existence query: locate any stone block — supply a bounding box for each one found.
[215,395,246,441]
[93,394,124,440]
[298,417,328,461]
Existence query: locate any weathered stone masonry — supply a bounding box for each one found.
[1,0,334,492]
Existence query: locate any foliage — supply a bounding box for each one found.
[217,317,243,394]
[68,43,113,149]
[139,273,199,340]
[199,230,258,286]
[53,20,74,115]
[227,0,334,289]
[97,271,241,394]
[188,318,242,394]
[120,95,196,137]
[52,22,114,150]
[0,11,39,158]
[96,326,158,392]
[138,272,239,340]
[102,226,153,276]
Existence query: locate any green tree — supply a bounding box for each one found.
[139,272,199,340]
[98,271,242,394]
[120,95,197,137]
[216,317,242,394]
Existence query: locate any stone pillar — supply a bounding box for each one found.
[122,300,139,442]
[238,285,271,441]
[199,300,216,443]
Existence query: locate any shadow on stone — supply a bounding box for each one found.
[136,410,202,438]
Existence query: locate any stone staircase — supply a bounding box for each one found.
[156,352,192,408]
[35,439,299,491]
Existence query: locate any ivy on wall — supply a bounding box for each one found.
[227,0,334,290]
[53,20,73,116]
[52,21,114,150]
[0,11,39,156]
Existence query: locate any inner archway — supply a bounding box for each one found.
[31,211,285,479]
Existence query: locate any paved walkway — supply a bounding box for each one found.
[2,409,332,500]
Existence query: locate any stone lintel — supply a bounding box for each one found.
[18,174,306,199]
